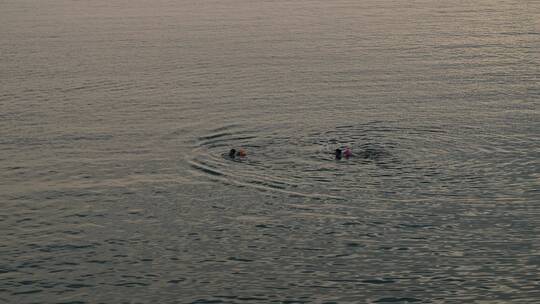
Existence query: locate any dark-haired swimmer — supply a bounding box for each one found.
[335,148,342,160]
[229,148,247,159]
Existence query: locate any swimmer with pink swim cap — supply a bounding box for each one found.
[343,147,352,159]
[335,147,352,160]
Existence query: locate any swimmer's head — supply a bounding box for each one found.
[229,149,236,158]
[344,147,352,158]
[335,148,342,160]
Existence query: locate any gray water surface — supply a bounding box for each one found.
[1,0,539,303]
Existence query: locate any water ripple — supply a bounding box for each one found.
[188,122,536,201]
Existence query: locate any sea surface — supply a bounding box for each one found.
[1,0,539,303]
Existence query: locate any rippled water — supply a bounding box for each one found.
[1,0,539,303]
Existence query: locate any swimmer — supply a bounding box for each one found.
[229,148,247,158]
[344,147,352,159]
[335,148,342,160]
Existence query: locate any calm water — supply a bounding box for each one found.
[1,0,539,302]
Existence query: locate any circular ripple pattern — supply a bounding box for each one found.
[189,122,538,201]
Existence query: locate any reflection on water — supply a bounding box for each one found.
[1,0,539,302]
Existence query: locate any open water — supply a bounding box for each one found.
[1,0,539,303]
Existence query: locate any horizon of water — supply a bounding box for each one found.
[1,0,539,303]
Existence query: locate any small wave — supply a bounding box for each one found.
[189,160,225,177]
